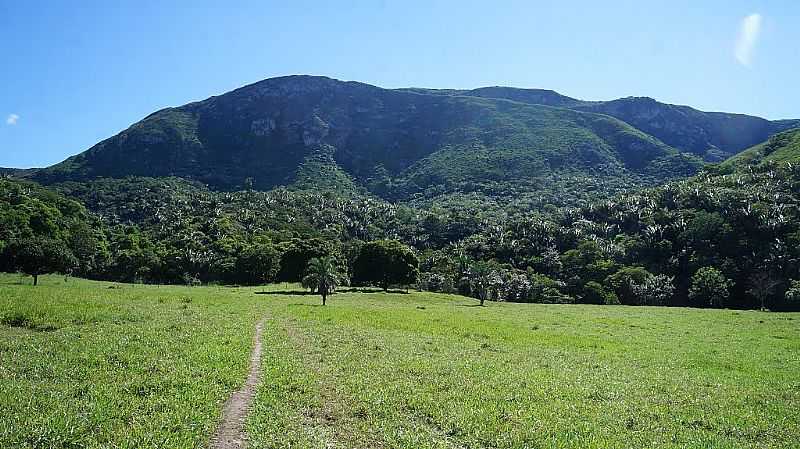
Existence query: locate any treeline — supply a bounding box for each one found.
[3,158,800,310]
[1,178,420,288]
[419,162,800,310]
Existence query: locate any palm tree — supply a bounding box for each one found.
[303,256,340,306]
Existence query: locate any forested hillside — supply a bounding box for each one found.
[30,76,700,203]
[410,87,800,162]
[0,178,105,281]
[4,125,800,310]
[415,129,800,310]
[573,97,799,161]
[721,127,800,169]
[2,76,799,310]
[435,87,799,161]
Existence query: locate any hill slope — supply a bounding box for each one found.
[32,76,698,200]
[720,127,800,169]
[573,98,799,161]
[447,88,797,161]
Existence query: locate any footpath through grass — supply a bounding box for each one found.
[0,274,266,448]
[1,276,799,448]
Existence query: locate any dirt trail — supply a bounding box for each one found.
[209,318,266,449]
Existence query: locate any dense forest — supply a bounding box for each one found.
[3,128,800,310]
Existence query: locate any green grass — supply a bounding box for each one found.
[2,276,799,448]
[0,274,266,448]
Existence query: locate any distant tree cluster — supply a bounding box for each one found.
[0,179,94,284]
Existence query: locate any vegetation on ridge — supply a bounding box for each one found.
[30,76,702,201]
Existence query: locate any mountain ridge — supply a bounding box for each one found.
[397,83,798,161]
[11,75,796,207]
[438,87,798,161]
[720,127,800,170]
[29,76,700,201]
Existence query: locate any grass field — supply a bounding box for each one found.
[1,275,799,448]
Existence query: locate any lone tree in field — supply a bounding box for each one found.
[303,256,341,306]
[6,238,77,286]
[352,240,419,292]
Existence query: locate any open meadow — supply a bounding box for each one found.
[1,274,799,449]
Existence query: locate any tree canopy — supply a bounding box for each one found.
[353,240,419,291]
[4,237,77,285]
[302,256,343,305]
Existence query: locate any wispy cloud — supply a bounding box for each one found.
[735,13,762,67]
[5,114,19,125]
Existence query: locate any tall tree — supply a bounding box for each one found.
[469,261,501,306]
[234,240,280,285]
[277,238,337,282]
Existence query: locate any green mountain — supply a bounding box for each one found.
[0,168,35,178]
[20,75,797,213]
[31,76,699,202]
[432,88,798,161]
[573,98,799,161]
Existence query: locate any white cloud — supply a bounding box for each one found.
[5,114,19,125]
[735,13,762,66]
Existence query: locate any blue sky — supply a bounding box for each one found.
[1,0,798,168]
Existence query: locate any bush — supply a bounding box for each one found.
[583,281,618,305]
[689,267,732,308]
[605,266,652,305]
[529,273,571,303]
[498,271,532,302]
[785,280,800,308]
[418,272,452,293]
[630,274,675,306]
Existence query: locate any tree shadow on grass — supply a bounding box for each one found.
[256,288,411,296]
[255,290,315,296]
[339,287,410,294]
